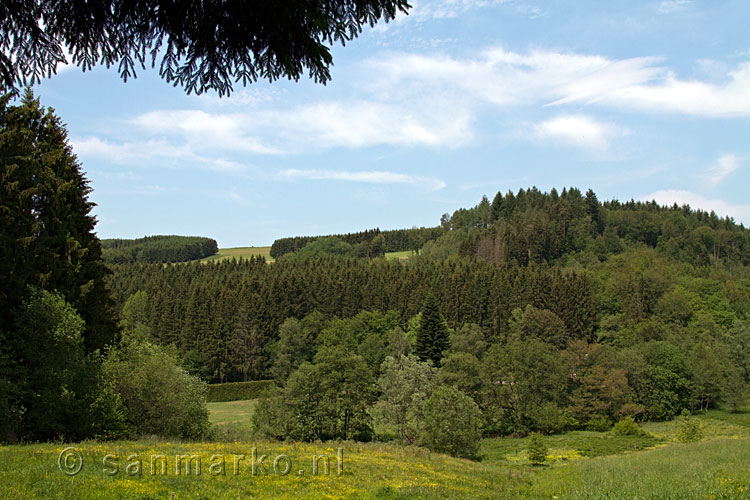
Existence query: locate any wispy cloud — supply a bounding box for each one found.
[532,115,625,150]
[278,169,446,191]
[705,154,741,186]
[72,137,251,172]
[644,189,750,223]
[657,0,692,14]
[75,45,750,166]
[366,47,750,117]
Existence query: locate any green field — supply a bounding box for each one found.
[4,407,749,499]
[199,248,414,264]
[199,246,274,263]
[385,250,417,261]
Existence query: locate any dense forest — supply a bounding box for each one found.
[106,186,750,442]
[270,226,444,258]
[101,235,218,263]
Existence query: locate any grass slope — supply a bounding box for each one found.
[207,399,258,427]
[200,246,274,263]
[5,410,750,499]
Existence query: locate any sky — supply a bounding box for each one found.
[31,0,750,247]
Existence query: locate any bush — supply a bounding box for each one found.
[421,385,483,459]
[613,416,645,436]
[676,409,703,443]
[526,433,548,465]
[206,380,275,402]
[100,340,210,439]
[587,417,613,432]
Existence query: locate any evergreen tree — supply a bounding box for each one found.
[415,295,451,366]
[0,89,116,353]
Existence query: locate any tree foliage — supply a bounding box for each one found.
[0,90,117,353]
[415,295,451,367]
[102,235,218,263]
[421,385,483,459]
[1,0,411,96]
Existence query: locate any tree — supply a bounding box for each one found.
[0,90,117,353]
[9,288,95,441]
[526,433,548,465]
[370,355,436,444]
[676,409,703,443]
[100,338,210,439]
[421,385,483,459]
[481,339,568,435]
[119,291,151,343]
[437,352,482,400]
[1,0,410,96]
[415,295,451,366]
[228,311,265,382]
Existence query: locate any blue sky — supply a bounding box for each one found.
[33,0,750,247]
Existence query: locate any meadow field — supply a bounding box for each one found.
[199,246,274,263]
[198,247,416,264]
[4,403,750,499]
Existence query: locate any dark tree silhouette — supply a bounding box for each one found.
[415,295,451,367]
[1,0,410,96]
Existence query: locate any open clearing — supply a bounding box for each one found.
[207,399,258,426]
[385,250,416,260]
[200,246,274,263]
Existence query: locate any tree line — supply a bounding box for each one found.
[101,235,218,264]
[270,226,445,258]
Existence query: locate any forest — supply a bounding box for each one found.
[101,235,218,263]
[106,186,750,448]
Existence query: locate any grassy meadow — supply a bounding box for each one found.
[5,403,750,499]
[198,247,417,264]
[384,250,417,261]
[199,246,274,263]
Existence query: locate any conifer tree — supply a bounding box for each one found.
[415,295,451,366]
[0,89,116,352]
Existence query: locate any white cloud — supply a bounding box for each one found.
[278,169,446,191]
[532,115,625,150]
[129,99,473,154]
[643,189,750,223]
[657,0,692,14]
[705,154,741,186]
[72,136,250,172]
[78,46,750,165]
[366,47,750,117]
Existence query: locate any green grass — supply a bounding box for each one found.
[5,409,750,499]
[199,246,273,263]
[207,399,258,426]
[481,430,660,463]
[385,250,416,261]
[513,438,750,499]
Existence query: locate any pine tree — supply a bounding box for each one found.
[415,295,451,366]
[0,89,117,353]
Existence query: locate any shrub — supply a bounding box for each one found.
[613,416,645,436]
[676,409,703,443]
[100,340,210,439]
[421,385,483,459]
[205,380,274,402]
[526,433,548,465]
[587,417,613,432]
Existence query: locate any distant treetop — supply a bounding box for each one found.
[1,0,411,96]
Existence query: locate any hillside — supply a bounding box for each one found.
[102,235,218,263]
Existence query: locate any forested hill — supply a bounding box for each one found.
[437,187,750,267]
[101,235,218,263]
[268,187,749,268]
